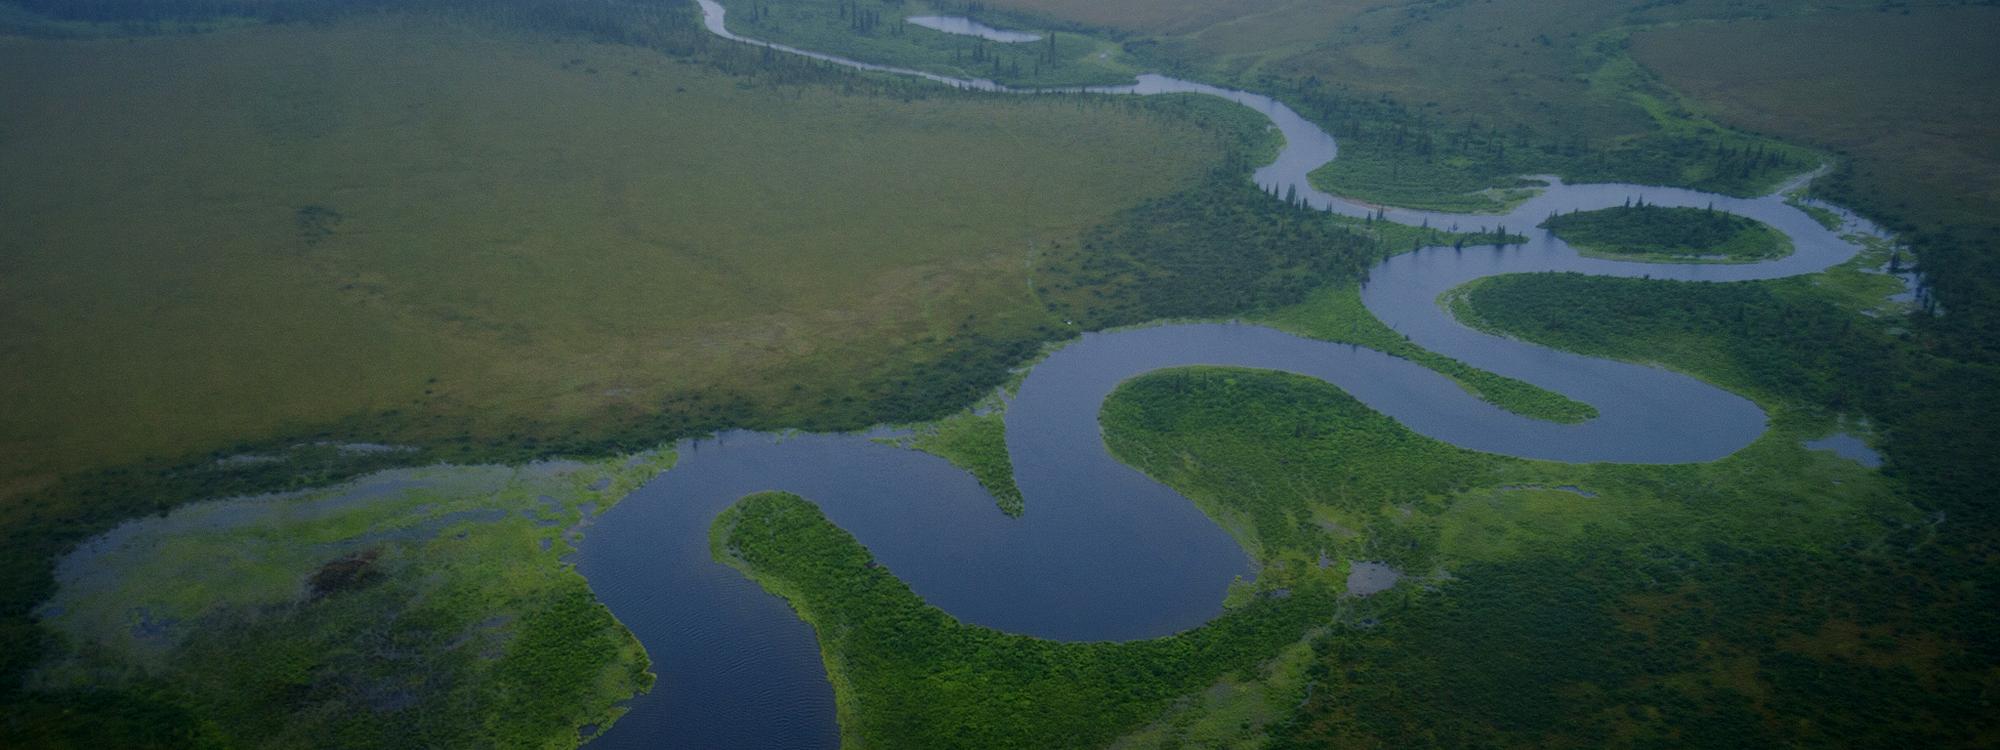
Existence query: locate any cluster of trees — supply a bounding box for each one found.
[716,492,1334,749]
[722,0,1110,87]
[949,32,1066,78]
[1102,367,1499,564]
[1541,203,1787,259]
[1272,538,1979,748]
[1816,164,2000,364]
[1040,171,1383,330]
[1458,271,1997,723]
[1465,274,1902,424]
[1243,74,1808,210]
[833,0,883,33]
[1101,285,1995,745]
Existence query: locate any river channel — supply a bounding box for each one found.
[575,4,1879,746]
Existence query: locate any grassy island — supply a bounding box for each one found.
[1541,203,1792,262]
[901,411,1024,516]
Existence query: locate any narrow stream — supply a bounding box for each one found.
[904,15,1043,43]
[576,3,1878,746]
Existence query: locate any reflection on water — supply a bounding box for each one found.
[580,3,1878,747]
[905,15,1042,43]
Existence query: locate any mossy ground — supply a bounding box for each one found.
[27,452,674,747]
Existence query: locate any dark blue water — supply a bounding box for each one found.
[1805,433,1883,467]
[577,4,1880,747]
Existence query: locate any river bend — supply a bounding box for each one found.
[576,3,1878,746]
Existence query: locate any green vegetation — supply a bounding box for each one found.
[0,11,1310,740]
[0,10,1574,740]
[1038,173,1376,327]
[1037,103,1548,333]
[1080,224,1996,745]
[711,491,1334,749]
[7,2,1998,748]
[979,0,1835,212]
[1541,203,1791,263]
[898,410,1023,516]
[710,234,1990,747]
[1109,636,1321,750]
[1259,284,1597,423]
[1632,4,2000,362]
[715,0,1136,86]
[19,452,673,747]
[1281,45,1815,212]
[1300,272,1997,747]
[1097,356,1978,747]
[1458,273,1908,411]
[1451,268,2000,602]
[1103,367,1503,567]
[1788,196,1846,231]
[1272,539,1982,748]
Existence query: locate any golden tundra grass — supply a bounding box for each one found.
[0,16,1229,497]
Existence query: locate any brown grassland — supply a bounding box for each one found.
[983,0,1946,138]
[1632,5,2000,231]
[0,16,1231,504]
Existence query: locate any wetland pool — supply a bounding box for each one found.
[904,15,1042,42]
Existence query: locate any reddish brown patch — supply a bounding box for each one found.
[308,547,385,599]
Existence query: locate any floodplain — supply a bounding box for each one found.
[2,1,1996,748]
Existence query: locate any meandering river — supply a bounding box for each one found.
[577,4,1879,746]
